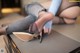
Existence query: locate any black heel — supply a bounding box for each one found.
[29,23,48,43]
[39,29,49,43]
[39,29,44,43]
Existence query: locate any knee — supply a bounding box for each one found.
[59,6,80,19]
[59,6,80,24]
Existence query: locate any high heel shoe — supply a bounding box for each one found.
[13,23,48,43]
[12,23,40,42]
[29,23,48,43]
[13,32,39,41]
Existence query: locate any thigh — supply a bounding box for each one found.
[59,6,80,19]
[57,0,80,24]
[57,0,78,15]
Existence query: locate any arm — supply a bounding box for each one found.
[48,0,62,15]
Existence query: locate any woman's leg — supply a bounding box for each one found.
[34,12,54,33]
[24,2,46,18]
[55,0,80,24]
[50,0,80,24]
[59,6,80,24]
[24,1,62,34]
[0,15,37,35]
[37,0,79,34]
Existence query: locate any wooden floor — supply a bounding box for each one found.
[0,35,7,53]
[0,13,24,53]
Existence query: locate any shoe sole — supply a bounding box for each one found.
[13,32,34,41]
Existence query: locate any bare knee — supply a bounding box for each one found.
[59,6,80,24]
[60,6,80,18]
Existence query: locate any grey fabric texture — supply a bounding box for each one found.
[6,15,37,34]
[25,2,45,17]
[6,2,46,34]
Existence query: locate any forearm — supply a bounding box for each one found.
[44,0,62,29]
[48,0,62,15]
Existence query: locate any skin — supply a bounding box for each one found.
[34,0,80,34]
[35,12,53,32]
